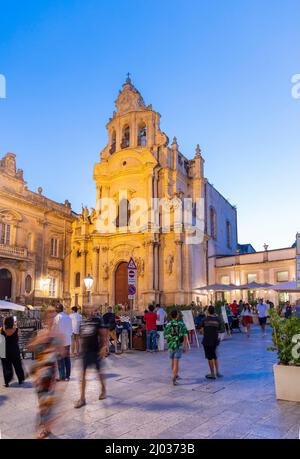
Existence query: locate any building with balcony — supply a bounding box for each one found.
[0,152,76,306]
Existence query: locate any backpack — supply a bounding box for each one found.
[170,321,184,344]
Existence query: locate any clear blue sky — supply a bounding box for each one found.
[0,0,299,250]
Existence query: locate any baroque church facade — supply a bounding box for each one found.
[0,78,238,310]
[69,78,237,309]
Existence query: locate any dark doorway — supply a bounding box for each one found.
[115,262,128,306]
[0,269,12,300]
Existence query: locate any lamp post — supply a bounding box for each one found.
[84,274,94,305]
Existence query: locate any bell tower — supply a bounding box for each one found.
[100,75,168,161]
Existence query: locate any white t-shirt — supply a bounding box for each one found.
[70,312,82,335]
[156,308,167,326]
[241,309,252,317]
[54,312,73,346]
[257,303,269,318]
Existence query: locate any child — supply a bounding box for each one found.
[164,310,188,385]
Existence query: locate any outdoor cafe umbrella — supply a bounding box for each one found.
[235,281,273,290]
[0,300,26,312]
[267,281,300,292]
[196,283,237,292]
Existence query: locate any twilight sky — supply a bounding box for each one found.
[0,0,299,250]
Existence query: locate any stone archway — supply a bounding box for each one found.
[114,262,128,306]
[0,268,12,300]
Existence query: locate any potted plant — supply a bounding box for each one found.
[268,309,300,402]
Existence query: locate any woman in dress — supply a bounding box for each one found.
[1,316,25,387]
[28,306,63,439]
[241,303,253,337]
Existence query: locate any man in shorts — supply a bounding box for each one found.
[201,305,222,380]
[257,298,269,337]
[74,305,108,408]
[164,310,188,385]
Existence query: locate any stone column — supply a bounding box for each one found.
[80,249,87,304]
[147,241,154,291]
[92,246,100,293]
[154,241,160,293]
[175,239,183,290]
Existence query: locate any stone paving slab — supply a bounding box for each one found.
[1,325,300,439]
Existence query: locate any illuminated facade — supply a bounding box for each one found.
[0,153,75,306]
[69,78,237,309]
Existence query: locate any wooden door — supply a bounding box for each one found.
[115,262,128,305]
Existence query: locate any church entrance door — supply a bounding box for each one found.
[115,262,128,306]
[0,269,12,300]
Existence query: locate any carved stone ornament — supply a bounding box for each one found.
[166,254,174,275]
[136,257,145,277]
[115,77,146,115]
[102,262,109,280]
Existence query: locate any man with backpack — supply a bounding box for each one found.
[164,310,189,385]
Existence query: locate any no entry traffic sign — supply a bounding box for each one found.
[127,257,137,286]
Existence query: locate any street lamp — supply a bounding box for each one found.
[84,274,94,304]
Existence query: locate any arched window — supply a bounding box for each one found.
[137,123,147,146]
[75,272,81,288]
[116,199,130,227]
[121,125,130,149]
[25,275,32,294]
[109,130,116,154]
[226,220,232,249]
[210,207,217,240]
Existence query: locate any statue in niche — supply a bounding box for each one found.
[136,257,145,277]
[166,254,174,275]
[103,262,109,280]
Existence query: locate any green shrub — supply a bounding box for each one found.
[267,309,300,366]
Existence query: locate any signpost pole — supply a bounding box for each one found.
[130,297,133,350]
[127,257,137,351]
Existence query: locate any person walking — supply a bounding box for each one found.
[201,305,223,380]
[257,298,269,337]
[1,316,25,387]
[144,305,157,352]
[241,303,253,337]
[156,304,167,351]
[74,305,107,408]
[70,306,82,357]
[103,306,119,355]
[229,300,238,316]
[28,307,64,439]
[53,303,73,381]
[284,301,293,319]
[164,310,188,385]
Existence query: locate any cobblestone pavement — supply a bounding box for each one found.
[1,325,300,439]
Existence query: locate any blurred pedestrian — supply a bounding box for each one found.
[70,306,82,357]
[257,298,269,337]
[284,301,293,319]
[156,304,167,351]
[28,307,64,439]
[1,316,25,387]
[241,303,253,337]
[103,306,119,355]
[144,305,157,352]
[74,305,107,408]
[54,303,73,381]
